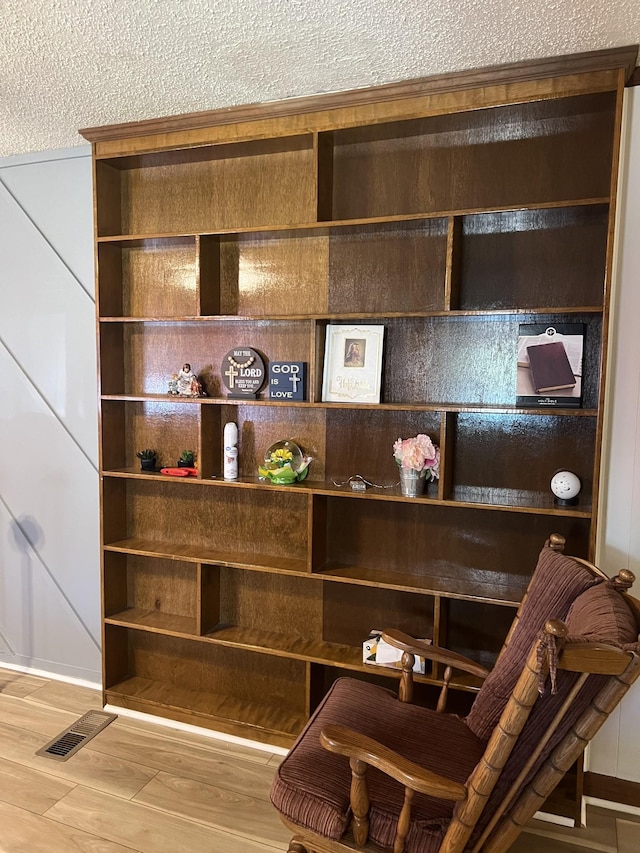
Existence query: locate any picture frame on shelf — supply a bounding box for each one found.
[516,323,584,409]
[322,324,385,404]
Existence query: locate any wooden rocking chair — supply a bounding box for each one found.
[270,536,640,853]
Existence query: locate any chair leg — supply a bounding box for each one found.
[288,840,309,853]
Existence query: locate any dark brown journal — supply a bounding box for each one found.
[526,341,576,393]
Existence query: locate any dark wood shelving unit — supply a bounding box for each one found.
[82,47,633,820]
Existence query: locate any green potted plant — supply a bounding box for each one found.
[136,448,157,471]
[178,449,195,468]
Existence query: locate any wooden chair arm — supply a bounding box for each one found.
[320,724,467,802]
[558,641,637,675]
[382,628,491,681]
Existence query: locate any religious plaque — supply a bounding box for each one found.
[222,347,266,398]
[268,361,306,401]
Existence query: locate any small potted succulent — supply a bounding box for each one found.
[136,448,157,471]
[178,449,196,468]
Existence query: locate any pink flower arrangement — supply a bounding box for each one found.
[393,434,440,481]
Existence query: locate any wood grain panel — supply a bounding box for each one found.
[103,551,129,617]
[201,625,365,668]
[0,693,79,739]
[117,238,198,317]
[380,313,602,408]
[101,479,128,544]
[95,159,122,237]
[102,400,200,470]
[97,241,124,316]
[117,136,316,235]
[329,93,617,219]
[98,322,125,396]
[446,599,516,670]
[112,631,307,726]
[219,229,329,316]
[86,723,277,801]
[320,500,591,596]
[122,319,313,397]
[106,608,196,636]
[0,718,154,799]
[0,755,75,815]
[452,412,597,502]
[233,403,326,481]
[458,205,609,310]
[123,479,309,562]
[322,584,434,648]
[103,622,131,690]
[198,235,221,315]
[0,800,134,852]
[324,408,440,484]
[133,770,292,847]
[216,566,322,640]
[104,537,308,574]
[327,219,448,313]
[319,564,525,606]
[0,670,47,699]
[199,562,220,634]
[44,784,276,853]
[124,555,196,619]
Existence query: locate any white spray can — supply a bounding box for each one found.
[223,422,238,480]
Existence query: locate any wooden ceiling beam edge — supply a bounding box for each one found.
[80,45,639,143]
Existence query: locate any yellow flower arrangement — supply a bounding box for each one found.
[258,440,311,485]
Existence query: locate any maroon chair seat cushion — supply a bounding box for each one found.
[466,544,602,740]
[270,678,486,853]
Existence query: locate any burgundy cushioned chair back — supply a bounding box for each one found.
[471,580,640,847]
[466,543,601,741]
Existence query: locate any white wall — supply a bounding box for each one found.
[0,146,101,683]
[588,86,640,780]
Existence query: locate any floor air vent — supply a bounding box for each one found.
[36,710,118,761]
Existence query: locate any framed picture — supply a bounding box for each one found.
[322,324,385,403]
[516,323,584,408]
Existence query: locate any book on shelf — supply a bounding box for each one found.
[516,323,584,408]
[322,324,385,404]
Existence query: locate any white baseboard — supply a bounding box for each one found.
[532,811,575,827]
[584,796,640,818]
[0,660,100,691]
[104,703,289,756]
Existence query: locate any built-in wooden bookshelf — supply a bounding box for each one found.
[81,47,635,788]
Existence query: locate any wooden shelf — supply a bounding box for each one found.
[103,538,309,575]
[90,58,621,820]
[94,196,610,243]
[316,564,527,606]
[101,470,591,517]
[99,394,599,416]
[99,307,604,322]
[104,676,305,745]
[105,608,197,636]
[103,612,485,697]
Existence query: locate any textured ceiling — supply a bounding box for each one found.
[1,0,639,158]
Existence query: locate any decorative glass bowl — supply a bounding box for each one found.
[258,440,311,485]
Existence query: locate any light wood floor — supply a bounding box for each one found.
[0,667,638,853]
